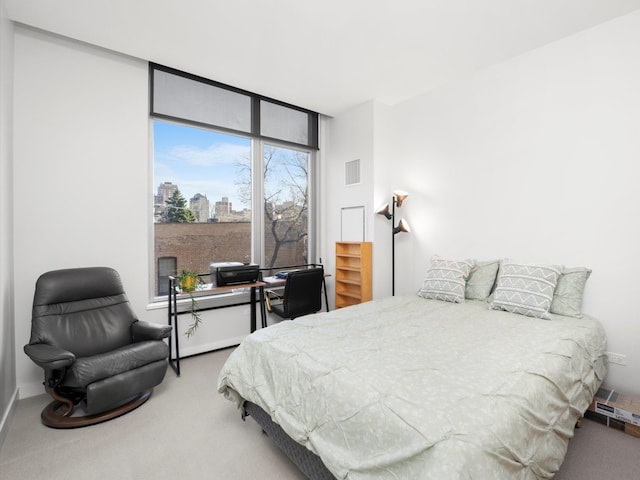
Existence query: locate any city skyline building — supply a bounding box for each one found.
[154,182,251,223]
[189,193,210,223]
[154,181,178,220]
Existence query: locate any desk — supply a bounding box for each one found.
[167,277,267,376]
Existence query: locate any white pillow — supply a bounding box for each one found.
[490,261,561,319]
[418,256,473,303]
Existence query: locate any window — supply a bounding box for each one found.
[263,144,310,269]
[153,121,253,297]
[150,64,318,300]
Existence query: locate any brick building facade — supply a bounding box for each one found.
[154,222,306,294]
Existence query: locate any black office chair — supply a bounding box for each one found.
[267,267,325,320]
[24,267,172,428]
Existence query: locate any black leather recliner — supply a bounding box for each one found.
[24,267,172,428]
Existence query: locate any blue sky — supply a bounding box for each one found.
[153,120,252,210]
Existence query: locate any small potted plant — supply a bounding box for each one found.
[176,269,203,338]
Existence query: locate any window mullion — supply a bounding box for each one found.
[252,139,265,266]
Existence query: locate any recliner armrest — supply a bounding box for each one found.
[24,343,75,370]
[132,320,172,342]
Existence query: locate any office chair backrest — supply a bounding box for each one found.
[30,267,138,357]
[283,267,324,319]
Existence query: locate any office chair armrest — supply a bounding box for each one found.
[132,320,172,342]
[24,343,76,370]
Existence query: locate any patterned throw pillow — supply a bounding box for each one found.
[490,262,561,319]
[418,256,473,303]
[550,267,592,318]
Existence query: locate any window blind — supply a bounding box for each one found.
[150,64,318,150]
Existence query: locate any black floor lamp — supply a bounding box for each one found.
[376,190,411,296]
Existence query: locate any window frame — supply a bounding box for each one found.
[148,65,319,308]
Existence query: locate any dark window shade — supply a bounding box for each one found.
[152,69,252,133]
[260,100,311,146]
[150,64,318,150]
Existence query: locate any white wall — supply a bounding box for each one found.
[13,27,250,398]
[323,101,375,307]
[386,11,640,395]
[323,101,400,301]
[0,0,17,447]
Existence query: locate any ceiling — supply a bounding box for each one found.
[6,0,640,116]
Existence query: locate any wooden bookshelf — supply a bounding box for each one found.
[335,241,372,308]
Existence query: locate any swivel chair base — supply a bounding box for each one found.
[41,389,153,429]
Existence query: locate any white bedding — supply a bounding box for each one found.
[217,294,607,479]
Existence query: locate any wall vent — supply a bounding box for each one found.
[345,159,361,186]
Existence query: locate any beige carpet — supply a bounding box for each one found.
[1,348,639,480]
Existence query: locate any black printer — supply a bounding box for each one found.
[209,262,259,286]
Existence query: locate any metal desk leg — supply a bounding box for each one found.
[322,276,329,312]
[168,277,180,376]
[259,285,267,328]
[250,286,257,333]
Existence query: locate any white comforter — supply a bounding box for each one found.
[217,294,607,479]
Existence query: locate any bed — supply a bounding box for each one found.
[217,259,607,479]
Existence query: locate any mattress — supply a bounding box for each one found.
[217,294,607,479]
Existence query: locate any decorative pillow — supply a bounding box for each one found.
[490,262,561,319]
[465,260,500,301]
[418,256,473,303]
[550,267,592,318]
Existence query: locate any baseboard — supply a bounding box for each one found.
[0,387,19,450]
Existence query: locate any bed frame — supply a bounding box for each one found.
[244,401,335,480]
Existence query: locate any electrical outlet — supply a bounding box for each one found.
[607,352,627,366]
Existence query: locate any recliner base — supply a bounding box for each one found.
[41,389,152,429]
